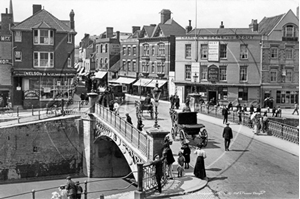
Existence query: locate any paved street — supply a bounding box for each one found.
[119,95,299,199]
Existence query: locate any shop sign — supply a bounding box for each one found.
[13,71,75,77]
[208,41,219,62]
[0,35,11,42]
[208,65,219,82]
[0,59,11,64]
[43,87,51,93]
[24,90,39,100]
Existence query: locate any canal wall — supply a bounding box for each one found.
[0,116,83,182]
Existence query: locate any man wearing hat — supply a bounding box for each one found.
[75,181,83,199]
[222,123,233,151]
[151,154,165,193]
[65,176,77,199]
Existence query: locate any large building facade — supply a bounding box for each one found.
[11,5,77,108]
[259,10,299,108]
[175,21,261,106]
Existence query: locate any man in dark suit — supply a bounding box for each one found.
[223,123,233,151]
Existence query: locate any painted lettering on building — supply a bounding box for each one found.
[24,90,39,100]
[208,42,219,62]
[13,71,75,77]
[208,65,219,82]
[0,35,11,42]
[0,59,11,64]
[177,35,256,40]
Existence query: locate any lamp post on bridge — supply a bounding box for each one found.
[152,80,162,129]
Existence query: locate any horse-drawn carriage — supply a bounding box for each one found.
[170,108,208,147]
[135,100,154,119]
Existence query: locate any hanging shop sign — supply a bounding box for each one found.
[208,65,219,82]
[24,90,39,100]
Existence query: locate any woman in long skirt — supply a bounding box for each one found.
[181,143,191,169]
[193,144,207,179]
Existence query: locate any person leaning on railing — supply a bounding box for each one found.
[150,154,166,194]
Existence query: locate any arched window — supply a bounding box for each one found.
[104,58,108,69]
[105,44,108,53]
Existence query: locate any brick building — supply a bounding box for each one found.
[259,9,299,108]
[175,21,261,106]
[135,9,186,99]
[0,2,14,108]
[10,5,77,108]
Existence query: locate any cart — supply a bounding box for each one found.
[135,100,154,119]
[170,109,208,147]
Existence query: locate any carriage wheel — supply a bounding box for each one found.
[171,127,176,140]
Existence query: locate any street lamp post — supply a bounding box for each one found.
[193,73,198,93]
[152,80,162,129]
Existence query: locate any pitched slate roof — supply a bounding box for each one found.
[11,9,72,32]
[258,14,284,35]
[188,28,259,35]
[155,18,185,37]
[142,26,156,37]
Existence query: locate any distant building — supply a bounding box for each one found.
[259,9,299,108]
[0,3,14,108]
[175,21,261,106]
[117,26,141,94]
[11,5,77,108]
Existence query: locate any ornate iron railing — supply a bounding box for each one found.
[198,104,299,144]
[95,103,148,157]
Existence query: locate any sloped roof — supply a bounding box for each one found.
[11,9,72,32]
[154,18,185,37]
[143,26,156,37]
[188,28,259,35]
[108,60,120,72]
[258,14,284,35]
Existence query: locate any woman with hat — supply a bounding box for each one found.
[181,143,191,169]
[193,143,207,180]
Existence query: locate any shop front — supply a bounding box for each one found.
[262,85,299,109]
[13,70,76,109]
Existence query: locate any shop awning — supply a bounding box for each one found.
[133,78,152,87]
[109,77,136,84]
[145,79,167,88]
[94,71,107,79]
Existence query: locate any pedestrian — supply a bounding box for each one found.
[108,100,114,111]
[243,104,247,113]
[236,103,241,111]
[170,95,175,109]
[137,117,144,131]
[85,94,89,105]
[228,101,233,111]
[250,105,254,114]
[251,113,260,135]
[151,154,165,194]
[75,181,83,199]
[65,176,77,199]
[177,151,185,178]
[261,111,269,133]
[181,143,191,169]
[113,101,120,115]
[126,113,133,125]
[223,123,233,151]
[182,102,191,112]
[272,106,276,117]
[256,105,261,113]
[275,106,281,117]
[193,144,207,180]
[80,93,85,105]
[145,93,151,105]
[292,103,299,115]
[237,109,242,124]
[222,107,229,124]
[174,95,180,109]
[162,143,175,179]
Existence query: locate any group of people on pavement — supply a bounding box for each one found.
[51,176,83,199]
[170,95,180,109]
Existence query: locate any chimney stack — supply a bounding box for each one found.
[249,19,258,31]
[220,21,224,28]
[297,6,299,19]
[1,8,13,35]
[185,20,193,33]
[33,4,42,15]
[69,9,75,30]
[160,9,171,24]
[106,27,113,38]
[116,31,120,41]
[132,26,140,34]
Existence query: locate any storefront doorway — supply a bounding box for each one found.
[208,91,217,105]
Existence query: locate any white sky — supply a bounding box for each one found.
[4,0,299,45]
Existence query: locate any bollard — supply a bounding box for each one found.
[32,189,35,199]
[32,105,34,116]
[17,106,19,117]
[100,194,104,199]
[84,180,88,199]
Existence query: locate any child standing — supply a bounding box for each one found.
[177,151,185,178]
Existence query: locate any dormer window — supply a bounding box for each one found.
[33,29,54,45]
[283,24,298,41]
[67,33,72,43]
